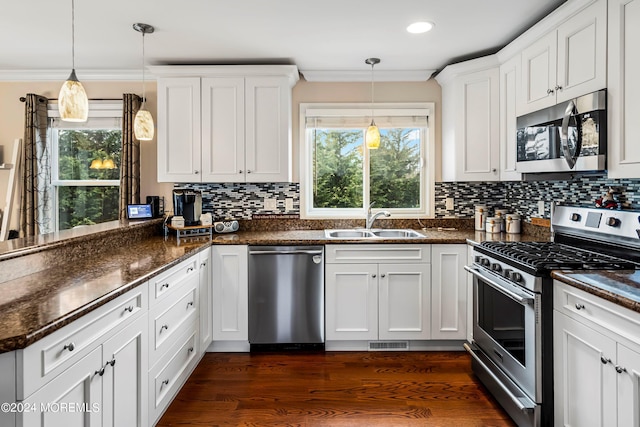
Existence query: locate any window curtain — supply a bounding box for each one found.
[120,94,142,221]
[20,94,51,237]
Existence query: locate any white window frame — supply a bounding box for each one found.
[299,102,435,219]
[49,102,123,231]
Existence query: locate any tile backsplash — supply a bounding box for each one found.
[177,175,640,221]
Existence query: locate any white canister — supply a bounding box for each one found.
[494,209,508,232]
[505,214,521,234]
[485,216,503,233]
[475,205,488,231]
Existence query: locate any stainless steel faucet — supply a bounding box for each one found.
[365,202,391,229]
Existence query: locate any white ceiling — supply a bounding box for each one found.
[0,0,567,81]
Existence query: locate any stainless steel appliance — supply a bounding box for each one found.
[516,89,606,173]
[248,246,324,350]
[172,189,202,226]
[465,205,640,427]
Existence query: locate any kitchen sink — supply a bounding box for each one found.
[324,229,424,239]
[370,229,424,238]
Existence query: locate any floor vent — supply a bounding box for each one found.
[368,341,409,351]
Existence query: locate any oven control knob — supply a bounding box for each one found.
[606,217,621,227]
[491,263,502,273]
[570,213,581,222]
[511,272,523,283]
[479,257,490,267]
[503,268,512,279]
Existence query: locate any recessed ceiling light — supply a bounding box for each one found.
[407,21,434,34]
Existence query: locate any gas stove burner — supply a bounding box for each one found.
[478,241,638,274]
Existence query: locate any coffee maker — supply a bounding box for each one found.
[172,190,202,226]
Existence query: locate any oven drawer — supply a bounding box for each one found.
[553,280,640,345]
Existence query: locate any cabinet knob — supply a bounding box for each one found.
[615,365,627,374]
[109,357,116,367]
[247,170,252,174]
[239,170,243,174]
[95,366,106,377]
[194,170,199,174]
[63,342,75,352]
[160,283,170,290]
[555,85,563,91]
[200,261,207,268]
[160,324,169,332]
[161,379,169,387]
[372,274,377,278]
[123,305,134,314]
[187,301,194,308]
[381,274,386,278]
[601,356,612,365]
[547,88,555,95]
[188,346,194,353]
[575,303,585,310]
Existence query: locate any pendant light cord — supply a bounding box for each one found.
[141,31,146,109]
[370,62,374,120]
[71,0,75,70]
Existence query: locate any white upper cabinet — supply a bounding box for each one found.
[152,65,298,183]
[608,0,640,178]
[436,56,500,182]
[499,55,522,181]
[520,0,607,115]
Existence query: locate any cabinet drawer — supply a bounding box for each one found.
[150,255,198,305]
[149,273,198,365]
[326,244,430,264]
[149,329,198,423]
[19,283,148,400]
[554,280,640,345]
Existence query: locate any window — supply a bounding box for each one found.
[50,103,122,230]
[300,103,435,218]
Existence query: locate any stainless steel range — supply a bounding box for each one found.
[465,205,640,427]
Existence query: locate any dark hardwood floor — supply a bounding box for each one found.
[157,351,515,426]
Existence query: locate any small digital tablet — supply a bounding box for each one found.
[127,204,153,220]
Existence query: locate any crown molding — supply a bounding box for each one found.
[147,64,300,86]
[434,55,500,86]
[0,69,149,82]
[300,69,435,82]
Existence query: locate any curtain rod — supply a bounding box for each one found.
[19,97,124,102]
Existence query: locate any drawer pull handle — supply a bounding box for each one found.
[601,356,612,365]
[160,283,170,290]
[188,346,194,353]
[200,262,207,267]
[187,267,194,273]
[160,324,169,332]
[124,306,134,313]
[575,303,585,310]
[63,342,75,352]
[187,301,194,308]
[616,365,627,374]
[161,379,169,387]
[95,366,105,376]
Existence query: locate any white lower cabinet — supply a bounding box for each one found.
[211,245,249,350]
[325,245,431,346]
[431,244,467,340]
[554,280,640,427]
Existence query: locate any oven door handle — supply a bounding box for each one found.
[464,266,534,306]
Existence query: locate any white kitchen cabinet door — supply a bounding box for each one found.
[211,245,248,341]
[244,77,292,183]
[556,0,607,103]
[101,314,148,427]
[157,77,202,182]
[21,347,103,427]
[608,0,640,178]
[325,263,378,341]
[378,263,430,340]
[201,77,245,183]
[554,310,617,427]
[617,343,640,427]
[499,55,521,181]
[198,248,212,353]
[521,31,557,114]
[430,245,467,340]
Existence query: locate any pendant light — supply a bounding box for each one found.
[365,57,381,150]
[133,23,155,141]
[59,0,88,122]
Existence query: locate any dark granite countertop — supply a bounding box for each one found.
[0,237,206,353]
[552,270,640,314]
[0,227,550,354]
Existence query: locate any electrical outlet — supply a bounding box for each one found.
[285,198,294,211]
[538,200,545,216]
[264,198,277,210]
[445,197,454,211]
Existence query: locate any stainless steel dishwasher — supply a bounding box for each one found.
[248,245,324,350]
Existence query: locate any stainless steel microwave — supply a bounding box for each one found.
[516,89,606,174]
